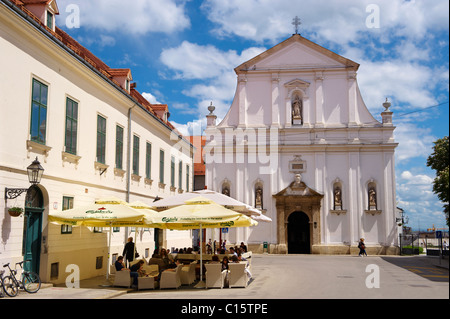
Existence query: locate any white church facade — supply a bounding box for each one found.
[205,34,400,255]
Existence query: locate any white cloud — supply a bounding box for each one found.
[170,118,206,137]
[142,92,161,104]
[56,0,190,34]
[394,121,436,162]
[160,42,266,119]
[396,169,446,229]
[201,0,449,44]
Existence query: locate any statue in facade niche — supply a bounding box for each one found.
[255,187,263,209]
[292,95,303,121]
[222,187,230,197]
[334,187,342,210]
[369,188,377,209]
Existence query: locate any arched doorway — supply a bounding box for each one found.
[288,211,310,254]
[23,185,44,273]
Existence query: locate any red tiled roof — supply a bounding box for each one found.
[109,68,132,78]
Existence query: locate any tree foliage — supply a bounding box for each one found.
[427,136,449,226]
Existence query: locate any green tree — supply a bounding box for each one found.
[426,136,449,226]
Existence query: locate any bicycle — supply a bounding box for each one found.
[3,260,41,294]
[0,269,19,297]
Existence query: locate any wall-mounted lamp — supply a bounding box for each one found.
[5,157,44,200]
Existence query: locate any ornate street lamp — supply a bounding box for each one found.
[5,157,44,200]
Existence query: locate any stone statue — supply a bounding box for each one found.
[255,187,263,208]
[222,187,230,197]
[292,96,302,120]
[334,187,342,210]
[369,188,377,209]
[294,174,302,186]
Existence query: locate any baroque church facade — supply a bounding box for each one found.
[204,34,400,255]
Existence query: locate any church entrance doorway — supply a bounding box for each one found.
[288,211,310,254]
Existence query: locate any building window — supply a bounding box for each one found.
[133,135,140,175]
[96,115,106,164]
[170,156,175,188]
[186,164,190,192]
[30,79,48,145]
[61,196,74,234]
[96,256,103,270]
[178,160,183,190]
[65,98,78,155]
[159,149,165,184]
[50,262,59,280]
[46,11,53,29]
[146,142,152,179]
[115,125,123,170]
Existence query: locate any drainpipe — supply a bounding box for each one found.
[126,104,136,202]
[125,104,136,243]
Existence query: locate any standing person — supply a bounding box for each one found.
[207,239,212,254]
[358,238,367,257]
[123,237,135,267]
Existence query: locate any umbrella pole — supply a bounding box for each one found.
[200,223,203,283]
[107,222,112,281]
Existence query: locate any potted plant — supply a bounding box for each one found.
[8,207,23,217]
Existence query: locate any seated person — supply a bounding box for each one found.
[130,259,147,277]
[115,256,139,286]
[209,255,220,263]
[115,256,126,271]
[231,255,252,280]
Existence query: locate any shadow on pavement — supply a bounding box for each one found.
[381,256,449,283]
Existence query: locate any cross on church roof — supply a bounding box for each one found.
[292,16,301,34]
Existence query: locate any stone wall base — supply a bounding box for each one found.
[249,243,400,256]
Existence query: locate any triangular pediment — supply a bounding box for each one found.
[235,34,359,74]
[274,178,323,198]
[284,78,310,88]
[48,0,60,15]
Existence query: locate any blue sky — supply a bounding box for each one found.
[55,0,449,231]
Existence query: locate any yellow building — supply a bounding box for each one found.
[0,0,194,284]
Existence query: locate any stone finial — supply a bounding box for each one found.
[383,98,391,111]
[381,98,393,126]
[208,101,215,115]
[206,102,217,127]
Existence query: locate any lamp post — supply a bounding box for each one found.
[5,157,44,200]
